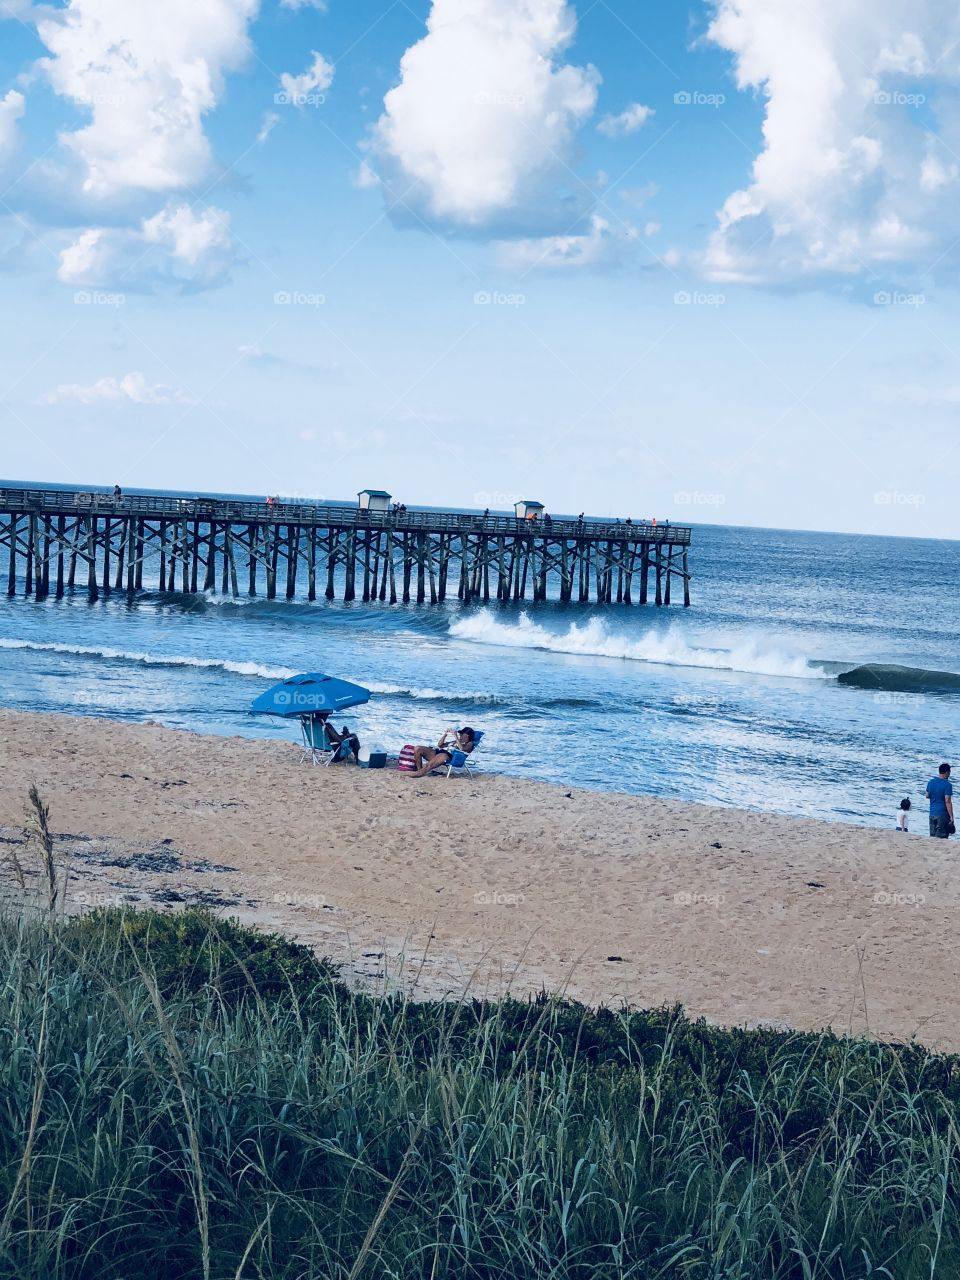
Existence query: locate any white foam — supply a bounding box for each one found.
[448,611,829,681]
[365,680,492,702]
[0,638,297,682]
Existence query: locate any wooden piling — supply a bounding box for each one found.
[6,514,16,595]
[55,516,66,598]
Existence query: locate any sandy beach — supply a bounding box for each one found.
[1,707,957,1050]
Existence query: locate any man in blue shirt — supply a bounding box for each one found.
[926,763,954,838]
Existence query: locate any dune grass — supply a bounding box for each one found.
[0,905,959,1279]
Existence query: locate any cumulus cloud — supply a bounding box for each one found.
[704,0,960,283]
[0,89,25,159]
[278,51,334,105]
[57,202,234,289]
[371,0,600,232]
[496,213,639,270]
[41,371,195,405]
[36,0,259,197]
[597,102,653,137]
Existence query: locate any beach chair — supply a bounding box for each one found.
[443,730,484,778]
[299,715,338,767]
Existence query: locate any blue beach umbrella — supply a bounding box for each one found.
[251,672,371,718]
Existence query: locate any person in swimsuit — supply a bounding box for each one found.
[410,727,476,777]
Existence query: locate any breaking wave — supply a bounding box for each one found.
[449,611,831,680]
[0,638,298,682]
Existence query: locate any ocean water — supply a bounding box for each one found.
[0,488,957,828]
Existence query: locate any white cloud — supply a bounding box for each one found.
[36,0,259,197]
[496,213,638,270]
[57,226,104,281]
[371,0,599,230]
[278,51,334,105]
[142,202,230,265]
[41,371,195,405]
[597,102,653,137]
[0,89,25,158]
[280,0,327,8]
[352,159,380,189]
[644,220,660,236]
[257,110,279,144]
[57,202,234,288]
[704,0,960,283]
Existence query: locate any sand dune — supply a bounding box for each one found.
[1,709,956,1050]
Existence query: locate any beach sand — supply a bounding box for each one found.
[1,709,957,1050]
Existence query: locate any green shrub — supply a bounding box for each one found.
[0,905,958,1279]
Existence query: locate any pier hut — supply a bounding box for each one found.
[514,499,544,520]
[0,486,692,607]
[358,489,392,512]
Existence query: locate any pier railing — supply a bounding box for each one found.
[0,488,691,546]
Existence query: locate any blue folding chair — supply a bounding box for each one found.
[444,729,484,778]
[299,715,353,767]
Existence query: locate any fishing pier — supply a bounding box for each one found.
[0,487,692,606]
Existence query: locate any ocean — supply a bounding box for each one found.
[1,484,957,828]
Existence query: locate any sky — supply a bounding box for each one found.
[1,0,959,538]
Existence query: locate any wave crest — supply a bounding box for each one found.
[448,611,829,680]
[0,638,297,682]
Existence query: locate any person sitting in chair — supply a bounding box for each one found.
[322,718,360,761]
[411,726,476,777]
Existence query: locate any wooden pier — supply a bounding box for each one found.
[0,488,692,606]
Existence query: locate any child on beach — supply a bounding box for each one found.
[896,798,911,832]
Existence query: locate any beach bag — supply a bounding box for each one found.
[397,744,416,772]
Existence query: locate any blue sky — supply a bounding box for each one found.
[1,0,959,537]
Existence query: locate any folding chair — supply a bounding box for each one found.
[299,715,337,767]
[443,729,484,778]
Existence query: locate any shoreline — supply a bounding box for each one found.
[1,708,957,1050]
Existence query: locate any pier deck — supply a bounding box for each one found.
[0,487,692,606]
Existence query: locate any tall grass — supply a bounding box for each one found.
[0,905,958,1278]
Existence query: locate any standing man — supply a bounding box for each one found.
[926,763,954,838]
